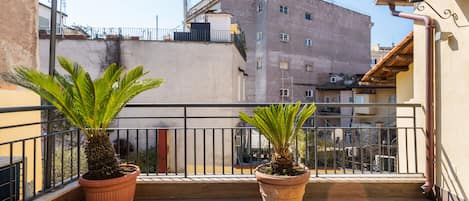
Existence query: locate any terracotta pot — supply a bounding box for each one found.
[255,165,310,201]
[79,164,140,201]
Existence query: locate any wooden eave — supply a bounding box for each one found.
[361,32,414,86]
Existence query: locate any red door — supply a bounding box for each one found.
[157,129,167,173]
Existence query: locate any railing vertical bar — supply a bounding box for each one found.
[22,140,26,200]
[10,143,14,201]
[70,131,73,180]
[212,128,215,175]
[351,130,354,174]
[33,138,37,197]
[77,129,81,177]
[305,128,309,168]
[222,128,225,175]
[369,128,373,174]
[342,128,346,175]
[324,129,328,175]
[165,130,169,176]
[52,135,56,187]
[126,129,130,162]
[333,129,336,174]
[378,127,382,174]
[146,129,149,176]
[155,129,159,176]
[231,128,234,175]
[174,129,178,175]
[194,128,197,175]
[203,128,206,175]
[241,128,244,175]
[413,106,418,173]
[136,129,139,165]
[249,128,253,175]
[414,129,418,174]
[396,128,400,174]
[61,133,65,185]
[360,130,364,174]
[314,129,318,177]
[387,128,391,173]
[184,107,188,178]
[405,128,409,173]
[314,114,318,177]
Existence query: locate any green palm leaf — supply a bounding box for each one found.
[240,102,316,170]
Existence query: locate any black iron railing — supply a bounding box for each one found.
[39,27,247,61]
[0,103,424,200]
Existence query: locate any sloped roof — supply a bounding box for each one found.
[361,32,413,86]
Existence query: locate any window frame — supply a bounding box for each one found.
[280,33,289,42]
[305,12,312,21]
[280,88,290,97]
[305,38,312,47]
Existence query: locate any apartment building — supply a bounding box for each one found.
[187,0,372,102]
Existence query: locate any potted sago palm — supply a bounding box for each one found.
[2,56,163,201]
[240,102,316,201]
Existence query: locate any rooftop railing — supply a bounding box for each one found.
[39,27,247,60]
[0,103,424,201]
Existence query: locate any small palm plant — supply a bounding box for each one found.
[240,102,316,175]
[2,56,163,180]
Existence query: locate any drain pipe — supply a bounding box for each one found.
[388,4,435,194]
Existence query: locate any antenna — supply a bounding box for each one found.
[183,0,188,31]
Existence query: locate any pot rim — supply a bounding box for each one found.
[79,164,140,187]
[255,164,311,185]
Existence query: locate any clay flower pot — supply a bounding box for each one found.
[79,164,140,201]
[255,165,310,201]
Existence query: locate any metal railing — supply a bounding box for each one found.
[39,26,247,60]
[0,103,424,200]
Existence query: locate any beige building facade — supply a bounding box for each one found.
[413,1,469,200]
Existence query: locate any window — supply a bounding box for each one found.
[280,5,288,14]
[348,97,354,103]
[389,95,396,103]
[256,57,263,70]
[305,64,313,72]
[257,1,264,12]
[305,39,312,47]
[280,88,289,97]
[325,96,331,103]
[279,61,289,70]
[280,33,289,42]
[305,13,312,21]
[371,59,378,65]
[355,96,365,104]
[257,32,263,41]
[305,90,313,97]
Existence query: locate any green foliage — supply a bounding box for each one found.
[3,56,163,179]
[3,56,163,138]
[239,102,316,162]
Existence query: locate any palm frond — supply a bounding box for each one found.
[3,57,164,138]
[239,102,316,158]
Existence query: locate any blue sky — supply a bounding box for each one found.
[40,0,413,46]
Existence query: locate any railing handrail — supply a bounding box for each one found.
[0,103,423,114]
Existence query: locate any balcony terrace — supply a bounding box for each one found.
[0,103,429,201]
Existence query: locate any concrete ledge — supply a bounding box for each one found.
[135,176,426,200]
[34,181,84,201]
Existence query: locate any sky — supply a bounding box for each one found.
[40,0,414,47]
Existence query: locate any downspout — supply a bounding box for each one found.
[388,4,435,194]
